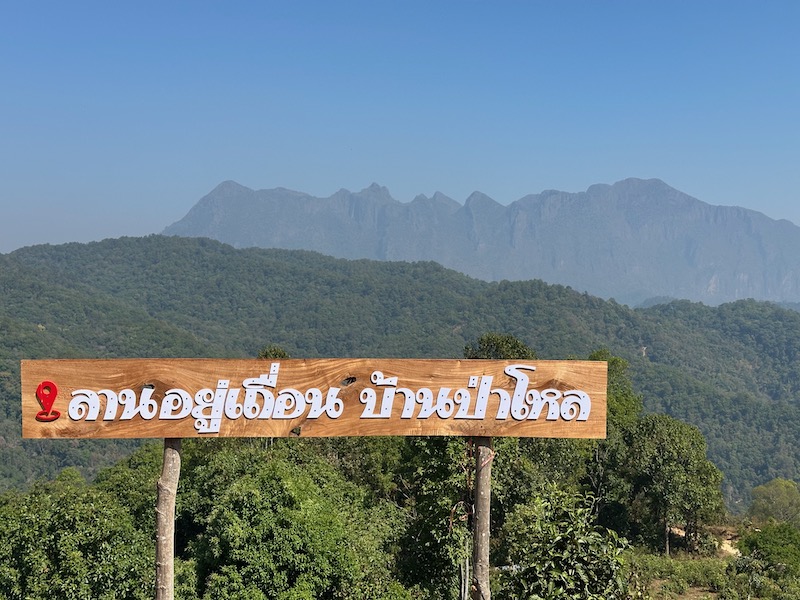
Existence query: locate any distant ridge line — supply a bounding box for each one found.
[163,178,800,306]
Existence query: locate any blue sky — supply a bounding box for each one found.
[1,1,798,253]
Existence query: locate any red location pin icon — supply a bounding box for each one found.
[35,381,61,422]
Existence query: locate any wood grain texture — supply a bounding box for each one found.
[21,359,607,439]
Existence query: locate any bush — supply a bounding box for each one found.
[739,522,800,576]
[495,485,628,599]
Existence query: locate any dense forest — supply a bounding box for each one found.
[4,236,800,597]
[3,236,800,508]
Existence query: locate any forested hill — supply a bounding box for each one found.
[163,178,800,306]
[3,235,800,508]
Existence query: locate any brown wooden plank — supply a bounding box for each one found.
[21,358,607,439]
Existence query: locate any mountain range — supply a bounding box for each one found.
[163,178,800,306]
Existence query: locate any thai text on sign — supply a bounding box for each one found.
[21,359,607,439]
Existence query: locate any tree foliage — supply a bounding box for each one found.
[748,478,800,527]
[739,522,800,578]
[618,415,724,554]
[495,485,628,600]
[463,332,537,360]
[178,440,410,600]
[394,437,472,600]
[258,345,291,359]
[0,468,153,600]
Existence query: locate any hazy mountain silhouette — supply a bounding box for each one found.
[163,178,800,305]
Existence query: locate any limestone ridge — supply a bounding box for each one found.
[162,178,800,305]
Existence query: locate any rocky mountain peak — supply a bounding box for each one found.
[163,178,800,306]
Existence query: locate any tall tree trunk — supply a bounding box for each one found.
[156,438,182,600]
[471,437,492,600]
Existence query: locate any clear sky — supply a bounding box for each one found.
[1,1,798,253]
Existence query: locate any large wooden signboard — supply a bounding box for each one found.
[21,358,607,439]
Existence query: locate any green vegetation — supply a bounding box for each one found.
[3,236,800,505]
[3,409,796,598]
[4,237,800,597]
[0,361,726,600]
[0,468,153,599]
[747,478,800,527]
[608,414,724,555]
[496,486,628,599]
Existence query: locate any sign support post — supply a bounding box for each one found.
[156,438,182,600]
[471,436,493,600]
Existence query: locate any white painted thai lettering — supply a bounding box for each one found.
[65,362,592,433]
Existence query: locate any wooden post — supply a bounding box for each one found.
[471,436,492,600]
[156,438,182,600]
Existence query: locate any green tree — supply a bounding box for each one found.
[93,441,164,535]
[748,478,800,526]
[739,522,800,578]
[180,441,410,600]
[622,414,723,554]
[495,485,628,600]
[396,437,473,600]
[588,349,642,430]
[584,350,643,531]
[396,333,539,599]
[0,468,153,600]
[464,332,537,360]
[258,344,290,359]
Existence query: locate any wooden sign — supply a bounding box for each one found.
[21,358,607,439]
